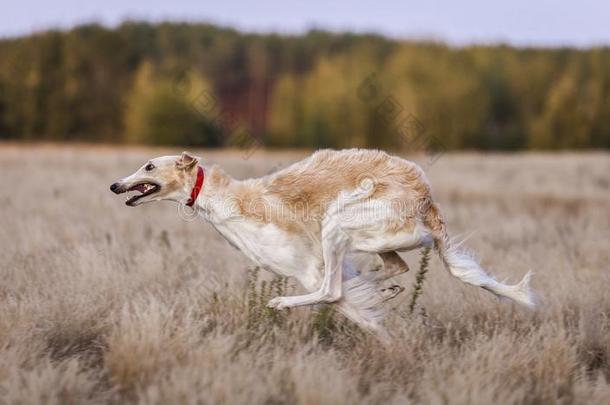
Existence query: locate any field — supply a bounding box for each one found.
[1,144,609,404]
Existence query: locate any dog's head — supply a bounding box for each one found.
[110,152,200,206]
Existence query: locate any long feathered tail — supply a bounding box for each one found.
[426,202,536,308]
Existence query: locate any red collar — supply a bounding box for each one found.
[186,166,204,207]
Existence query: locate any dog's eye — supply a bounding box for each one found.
[145,163,155,172]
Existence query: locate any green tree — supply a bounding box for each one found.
[124,62,221,146]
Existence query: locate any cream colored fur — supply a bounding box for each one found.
[111,149,536,339]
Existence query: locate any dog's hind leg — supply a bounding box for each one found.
[372,251,410,281]
[335,300,391,343]
[347,252,406,300]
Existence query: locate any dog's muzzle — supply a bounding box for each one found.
[110,180,161,206]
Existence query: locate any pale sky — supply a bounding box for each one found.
[1,0,609,47]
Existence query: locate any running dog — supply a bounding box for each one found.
[110,149,535,339]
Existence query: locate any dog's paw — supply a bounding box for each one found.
[267,297,289,310]
[380,284,405,302]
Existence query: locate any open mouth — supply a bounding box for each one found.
[123,182,160,206]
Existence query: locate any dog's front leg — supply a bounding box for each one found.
[268,216,348,309]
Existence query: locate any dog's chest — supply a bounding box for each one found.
[212,219,319,278]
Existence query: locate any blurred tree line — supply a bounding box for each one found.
[0,22,609,150]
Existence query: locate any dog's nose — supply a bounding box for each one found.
[110,182,120,193]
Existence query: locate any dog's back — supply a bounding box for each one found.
[266,148,431,222]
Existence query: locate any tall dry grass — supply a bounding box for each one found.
[0,145,609,404]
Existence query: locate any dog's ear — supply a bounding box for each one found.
[176,152,198,171]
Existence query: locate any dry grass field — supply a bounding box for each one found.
[1,144,609,404]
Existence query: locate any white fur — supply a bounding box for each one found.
[112,151,536,340]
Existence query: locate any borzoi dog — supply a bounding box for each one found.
[110,149,535,339]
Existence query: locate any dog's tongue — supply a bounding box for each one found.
[132,184,147,193]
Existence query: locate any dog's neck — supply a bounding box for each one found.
[190,164,255,224]
[190,165,286,268]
